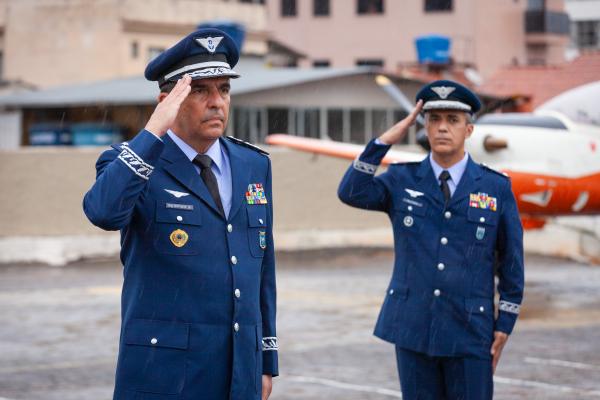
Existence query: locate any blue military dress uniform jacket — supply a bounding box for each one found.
[338,139,524,360]
[83,129,278,399]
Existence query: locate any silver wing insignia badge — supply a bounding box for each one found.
[195,36,224,54]
[431,86,456,99]
[165,189,190,198]
[405,188,425,198]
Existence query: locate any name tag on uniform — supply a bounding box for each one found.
[469,193,497,211]
[246,183,268,205]
[166,203,194,211]
[402,198,423,207]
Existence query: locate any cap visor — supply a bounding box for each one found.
[187,67,240,80]
[423,100,471,112]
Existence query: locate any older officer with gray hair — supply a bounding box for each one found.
[84,28,277,400]
[338,80,524,399]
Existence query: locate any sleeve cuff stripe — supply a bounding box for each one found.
[262,337,279,351]
[119,143,154,170]
[119,149,154,180]
[118,147,154,180]
[353,159,378,175]
[499,300,520,315]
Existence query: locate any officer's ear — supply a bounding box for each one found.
[157,92,168,103]
[465,120,474,139]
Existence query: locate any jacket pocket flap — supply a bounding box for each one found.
[247,206,267,227]
[156,202,202,226]
[467,208,498,226]
[465,298,494,314]
[387,284,409,299]
[124,319,190,350]
[396,202,428,217]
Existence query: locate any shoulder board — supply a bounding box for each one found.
[480,163,510,179]
[226,136,269,155]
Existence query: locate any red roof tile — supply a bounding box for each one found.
[479,51,600,109]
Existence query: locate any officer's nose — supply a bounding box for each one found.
[207,86,225,109]
[438,119,449,133]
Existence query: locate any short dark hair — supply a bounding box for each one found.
[159,81,176,94]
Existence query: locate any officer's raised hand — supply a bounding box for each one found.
[144,74,192,137]
[378,99,423,145]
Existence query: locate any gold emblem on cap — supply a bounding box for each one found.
[170,229,189,247]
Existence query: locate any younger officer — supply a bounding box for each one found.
[338,80,524,399]
[83,28,277,400]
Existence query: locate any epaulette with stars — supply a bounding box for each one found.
[480,163,510,179]
[225,136,269,156]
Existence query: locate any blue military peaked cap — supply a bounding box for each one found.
[144,28,240,87]
[416,79,481,114]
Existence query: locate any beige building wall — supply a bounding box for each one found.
[4,146,600,266]
[265,0,564,79]
[1,0,268,88]
[118,0,269,78]
[0,146,388,237]
[4,0,122,88]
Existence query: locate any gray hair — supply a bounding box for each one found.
[423,111,474,124]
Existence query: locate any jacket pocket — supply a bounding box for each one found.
[119,319,189,394]
[154,202,202,255]
[466,208,498,246]
[381,284,409,326]
[464,298,494,344]
[247,206,267,258]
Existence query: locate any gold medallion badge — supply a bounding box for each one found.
[170,229,189,247]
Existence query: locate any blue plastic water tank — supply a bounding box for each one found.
[71,123,122,146]
[29,123,72,146]
[197,20,246,52]
[415,35,451,64]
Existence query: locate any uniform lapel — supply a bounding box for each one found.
[221,138,250,221]
[160,135,224,218]
[448,156,483,209]
[416,156,445,206]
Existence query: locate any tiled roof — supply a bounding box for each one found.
[479,51,600,109]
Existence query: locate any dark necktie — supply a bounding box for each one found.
[193,154,225,217]
[439,170,451,204]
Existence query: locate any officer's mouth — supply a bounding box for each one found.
[202,116,224,124]
[432,138,452,144]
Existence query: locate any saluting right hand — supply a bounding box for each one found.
[378,99,423,145]
[144,74,192,137]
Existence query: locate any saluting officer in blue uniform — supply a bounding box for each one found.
[338,80,524,399]
[83,28,278,400]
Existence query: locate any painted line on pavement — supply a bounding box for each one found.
[494,376,600,397]
[524,356,600,371]
[0,359,113,374]
[286,375,402,398]
[285,374,600,398]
